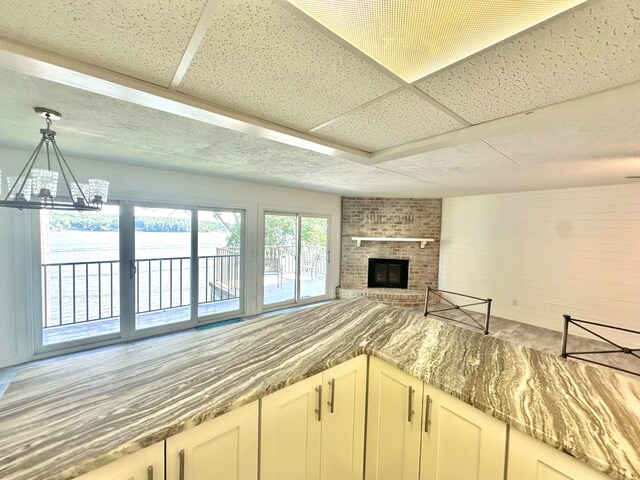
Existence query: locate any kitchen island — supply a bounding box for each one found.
[0,298,638,480]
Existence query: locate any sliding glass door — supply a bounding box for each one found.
[133,206,192,331]
[299,216,329,300]
[263,213,297,306]
[37,201,245,353]
[263,213,328,308]
[40,204,120,346]
[198,209,243,318]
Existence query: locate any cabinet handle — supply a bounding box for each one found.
[179,449,185,480]
[327,378,335,414]
[147,465,153,480]
[408,386,415,422]
[315,385,322,421]
[424,395,432,433]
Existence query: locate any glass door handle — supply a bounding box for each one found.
[129,260,137,279]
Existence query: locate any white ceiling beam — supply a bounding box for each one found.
[170,0,222,89]
[0,36,371,163]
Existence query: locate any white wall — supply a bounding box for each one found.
[440,183,640,346]
[0,148,341,368]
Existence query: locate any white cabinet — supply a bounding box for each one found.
[507,428,611,480]
[166,401,259,480]
[366,357,508,480]
[320,355,367,480]
[420,384,507,480]
[261,355,367,480]
[261,371,323,480]
[75,441,164,480]
[365,356,423,480]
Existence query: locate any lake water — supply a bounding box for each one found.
[44,231,231,264]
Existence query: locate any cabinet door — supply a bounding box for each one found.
[365,356,423,480]
[507,428,611,480]
[75,441,164,480]
[320,355,367,480]
[261,373,323,480]
[166,401,259,480]
[420,384,507,480]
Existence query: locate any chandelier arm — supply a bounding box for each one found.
[5,136,46,201]
[52,139,90,205]
[50,139,75,201]
[45,140,52,171]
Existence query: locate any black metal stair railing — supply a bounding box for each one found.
[424,286,492,335]
[560,314,640,377]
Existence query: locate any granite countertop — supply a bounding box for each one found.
[0,298,638,480]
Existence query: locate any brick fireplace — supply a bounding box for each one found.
[338,197,441,307]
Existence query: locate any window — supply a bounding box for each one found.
[37,202,245,352]
[40,205,120,346]
[198,209,243,318]
[134,206,192,330]
[263,213,329,308]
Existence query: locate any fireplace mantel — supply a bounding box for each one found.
[351,237,435,249]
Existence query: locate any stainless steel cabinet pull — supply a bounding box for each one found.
[129,260,137,279]
[147,465,153,480]
[408,386,415,422]
[424,395,432,433]
[327,378,336,413]
[179,449,185,480]
[315,385,322,421]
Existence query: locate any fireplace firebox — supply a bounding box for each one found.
[367,258,409,289]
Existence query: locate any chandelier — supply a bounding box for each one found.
[0,108,109,211]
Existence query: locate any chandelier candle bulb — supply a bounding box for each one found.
[88,178,109,204]
[70,183,90,205]
[6,176,32,201]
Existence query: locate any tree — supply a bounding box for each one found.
[216,215,326,248]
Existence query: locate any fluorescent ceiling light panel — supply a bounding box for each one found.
[285,0,588,83]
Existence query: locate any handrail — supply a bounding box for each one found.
[424,286,492,335]
[42,254,238,268]
[42,253,241,329]
[560,314,640,377]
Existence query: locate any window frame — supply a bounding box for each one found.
[260,209,332,312]
[31,200,247,356]
[32,201,123,355]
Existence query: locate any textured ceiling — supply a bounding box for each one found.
[481,80,640,189]
[0,68,436,197]
[0,0,638,197]
[416,0,640,124]
[177,0,400,132]
[311,89,464,151]
[285,0,587,82]
[0,0,207,87]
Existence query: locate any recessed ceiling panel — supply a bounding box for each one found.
[285,0,587,83]
[0,0,208,87]
[312,89,464,152]
[483,80,640,170]
[417,0,640,123]
[376,141,535,195]
[178,0,400,132]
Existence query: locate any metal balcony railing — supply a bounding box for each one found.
[41,253,241,329]
[41,244,326,329]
